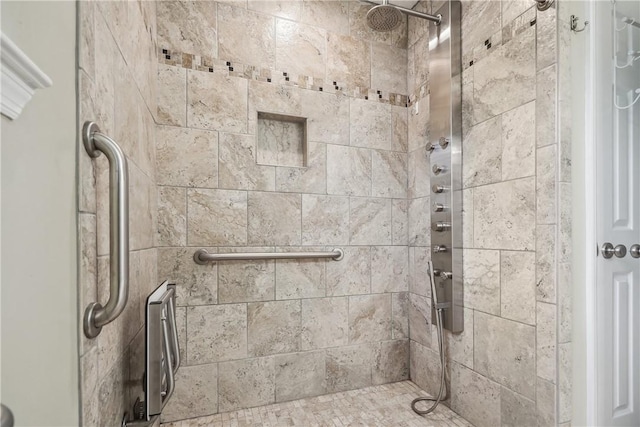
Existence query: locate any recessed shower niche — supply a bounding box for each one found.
[256,112,308,168]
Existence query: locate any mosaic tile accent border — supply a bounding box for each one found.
[159,47,411,108]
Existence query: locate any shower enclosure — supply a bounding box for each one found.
[75,1,570,426]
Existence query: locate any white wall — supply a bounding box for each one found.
[1,1,79,425]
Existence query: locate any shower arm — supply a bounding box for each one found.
[360,1,441,25]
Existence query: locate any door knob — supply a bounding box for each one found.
[631,244,640,258]
[601,242,627,259]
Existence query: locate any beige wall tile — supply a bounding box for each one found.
[409,340,441,398]
[326,343,374,392]
[536,302,557,382]
[218,357,275,412]
[300,1,350,35]
[248,300,301,356]
[408,146,430,199]
[373,339,409,385]
[186,304,247,364]
[408,95,429,152]
[447,307,474,369]
[500,386,537,427]
[450,362,501,427]
[349,294,392,344]
[157,186,187,247]
[326,246,371,296]
[463,115,502,188]
[536,377,557,426]
[501,251,536,325]
[463,249,500,315]
[219,132,275,191]
[371,43,408,94]
[409,292,431,347]
[536,64,557,147]
[248,192,301,245]
[559,342,572,423]
[187,188,247,246]
[392,199,409,245]
[408,196,430,247]
[536,144,557,224]
[162,363,218,422]
[391,105,408,152]
[276,141,327,194]
[218,3,276,68]
[472,26,535,123]
[461,0,501,56]
[218,248,275,303]
[350,98,392,150]
[302,297,348,350]
[326,32,371,87]
[349,198,392,245]
[409,247,430,297]
[157,1,217,57]
[276,19,326,78]
[392,292,409,340]
[187,70,248,133]
[275,252,326,300]
[536,6,557,71]
[301,91,350,146]
[274,351,327,402]
[502,101,535,181]
[372,150,407,198]
[327,144,372,196]
[302,194,349,246]
[158,247,217,306]
[473,178,535,250]
[536,224,556,303]
[474,311,536,399]
[156,126,218,188]
[157,64,186,126]
[371,246,408,293]
[248,0,302,21]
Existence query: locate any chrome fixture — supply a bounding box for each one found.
[83,121,129,339]
[363,0,441,32]
[194,248,344,264]
[535,0,554,12]
[427,0,463,335]
[601,242,627,259]
[630,244,640,258]
[570,15,589,33]
[411,261,448,414]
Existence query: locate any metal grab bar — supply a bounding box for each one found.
[193,248,344,264]
[83,121,129,338]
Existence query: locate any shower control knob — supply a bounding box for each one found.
[432,184,447,193]
[439,137,450,149]
[630,244,640,258]
[432,164,444,175]
[439,271,453,280]
[426,143,437,155]
[433,245,447,253]
[432,221,451,232]
[433,203,446,212]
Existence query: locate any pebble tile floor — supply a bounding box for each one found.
[161,381,473,427]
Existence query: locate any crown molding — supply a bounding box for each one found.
[1,32,53,120]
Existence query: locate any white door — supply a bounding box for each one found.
[595,1,640,425]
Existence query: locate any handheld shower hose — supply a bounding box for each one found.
[411,260,448,415]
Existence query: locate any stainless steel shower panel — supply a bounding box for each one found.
[428,0,463,333]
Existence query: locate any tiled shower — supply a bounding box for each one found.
[77,1,572,426]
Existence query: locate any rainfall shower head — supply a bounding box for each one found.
[364,0,442,32]
[366,0,404,32]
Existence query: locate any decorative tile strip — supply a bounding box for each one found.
[159,47,409,108]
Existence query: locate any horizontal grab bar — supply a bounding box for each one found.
[193,248,344,264]
[83,121,129,339]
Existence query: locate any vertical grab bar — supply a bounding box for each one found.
[82,121,129,338]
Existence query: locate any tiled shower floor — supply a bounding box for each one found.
[161,381,473,427]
